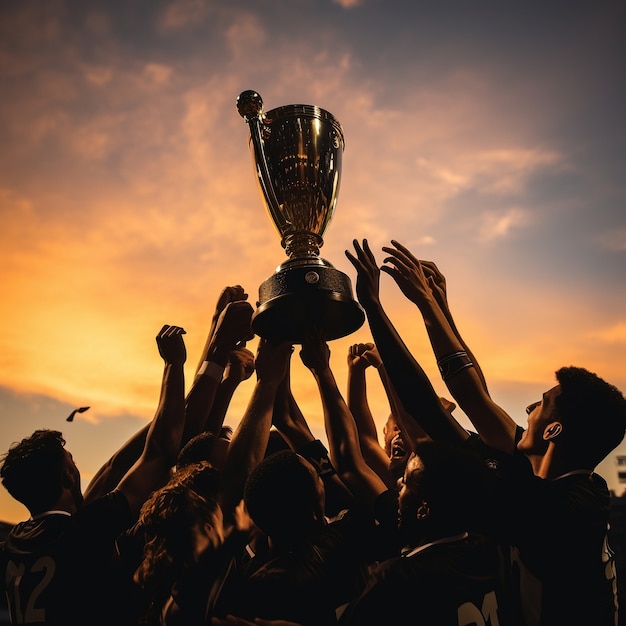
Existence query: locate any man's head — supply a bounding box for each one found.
[398,440,494,546]
[244,449,325,545]
[0,429,82,515]
[176,429,232,472]
[518,366,626,467]
[136,461,223,589]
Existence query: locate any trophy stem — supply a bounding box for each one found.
[283,232,324,259]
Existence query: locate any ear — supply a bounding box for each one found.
[543,421,563,441]
[416,500,430,520]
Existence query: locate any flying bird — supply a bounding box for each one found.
[66,406,90,422]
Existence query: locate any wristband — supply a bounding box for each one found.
[197,360,225,381]
[297,440,336,476]
[436,351,474,381]
[297,439,329,464]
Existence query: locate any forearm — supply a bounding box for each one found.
[182,370,222,444]
[419,297,517,452]
[277,394,316,450]
[144,363,186,461]
[83,426,149,503]
[362,301,467,444]
[314,368,387,507]
[377,367,436,450]
[203,378,239,434]
[219,380,277,519]
[347,368,380,443]
[432,294,489,394]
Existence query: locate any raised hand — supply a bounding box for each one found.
[212,285,248,323]
[380,239,432,307]
[254,337,293,387]
[223,346,255,385]
[196,285,251,375]
[347,342,381,372]
[156,324,187,365]
[210,300,255,356]
[299,327,331,376]
[345,238,381,308]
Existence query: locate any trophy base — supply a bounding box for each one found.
[252,263,365,343]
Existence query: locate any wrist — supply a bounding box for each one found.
[436,350,473,381]
[197,360,225,381]
[205,345,230,367]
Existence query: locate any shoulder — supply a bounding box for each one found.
[74,490,134,537]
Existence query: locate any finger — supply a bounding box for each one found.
[383,255,412,274]
[380,265,400,279]
[382,246,413,268]
[165,325,186,337]
[352,239,368,263]
[389,240,420,265]
[362,238,377,263]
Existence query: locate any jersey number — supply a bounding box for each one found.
[457,590,500,626]
[5,557,55,624]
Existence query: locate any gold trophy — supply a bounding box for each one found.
[237,90,365,343]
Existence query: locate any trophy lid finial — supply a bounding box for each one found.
[237,90,264,122]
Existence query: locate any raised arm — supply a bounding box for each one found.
[218,338,293,525]
[115,324,187,518]
[271,347,316,451]
[202,345,255,437]
[272,349,355,516]
[183,298,254,444]
[346,342,395,487]
[351,342,432,457]
[345,239,468,445]
[380,240,517,454]
[83,292,253,504]
[194,285,249,376]
[419,259,490,394]
[300,328,387,510]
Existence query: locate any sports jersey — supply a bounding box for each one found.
[212,503,390,626]
[339,531,509,626]
[1,490,133,626]
[497,447,619,626]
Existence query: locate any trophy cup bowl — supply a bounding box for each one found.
[237,90,365,343]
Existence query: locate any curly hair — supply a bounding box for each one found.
[133,462,220,623]
[0,429,67,513]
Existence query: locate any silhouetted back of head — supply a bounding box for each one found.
[244,450,322,545]
[176,431,221,469]
[0,429,67,514]
[402,440,496,539]
[555,366,626,466]
[135,461,221,597]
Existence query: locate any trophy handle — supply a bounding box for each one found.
[237,91,286,242]
[248,114,285,235]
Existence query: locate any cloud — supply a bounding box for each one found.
[477,207,532,242]
[157,0,214,32]
[416,148,563,198]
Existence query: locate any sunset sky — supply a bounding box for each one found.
[1,0,625,523]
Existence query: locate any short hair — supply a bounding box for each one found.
[555,366,626,465]
[176,431,220,469]
[406,439,495,529]
[244,450,319,539]
[0,429,67,513]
